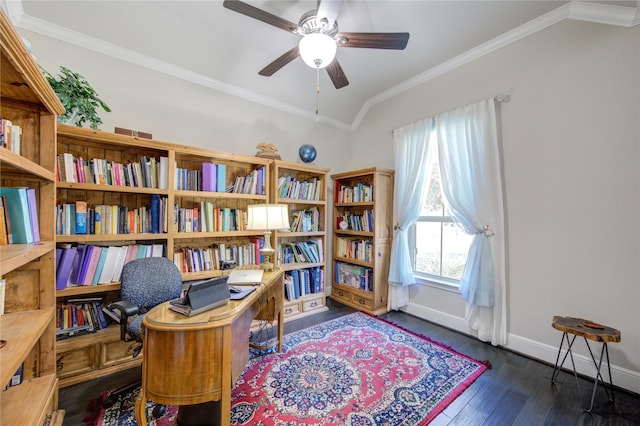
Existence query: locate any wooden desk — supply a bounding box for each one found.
[551,315,621,413]
[135,270,284,426]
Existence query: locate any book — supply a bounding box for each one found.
[151,194,160,233]
[75,201,87,234]
[83,246,102,285]
[69,244,87,285]
[77,245,96,285]
[26,188,40,242]
[98,247,119,284]
[216,163,226,192]
[110,246,129,282]
[56,246,77,290]
[202,162,217,192]
[92,247,109,285]
[0,187,33,243]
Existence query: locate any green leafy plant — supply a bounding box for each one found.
[42,66,111,130]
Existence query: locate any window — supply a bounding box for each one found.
[412,155,472,285]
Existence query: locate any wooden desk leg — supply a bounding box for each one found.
[277,307,284,353]
[134,388,148,426]
[221,326,232,426]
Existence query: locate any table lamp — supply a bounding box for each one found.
[246,204,290,271]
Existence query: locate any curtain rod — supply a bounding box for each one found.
[391,93,511,135]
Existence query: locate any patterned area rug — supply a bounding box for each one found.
[89,312,488,425]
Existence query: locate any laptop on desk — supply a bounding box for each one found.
[169,275,230,316]
[226,269,264,286]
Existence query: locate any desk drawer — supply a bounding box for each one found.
[284,301,301,317]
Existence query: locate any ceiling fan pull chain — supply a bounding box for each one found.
[315,68,321,121]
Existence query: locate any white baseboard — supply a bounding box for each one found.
[401,303,640,395]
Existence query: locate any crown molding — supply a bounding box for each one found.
[5,1,637,133]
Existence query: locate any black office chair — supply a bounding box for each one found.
[102,256,183,414]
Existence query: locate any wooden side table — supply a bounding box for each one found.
[551,315,621,413]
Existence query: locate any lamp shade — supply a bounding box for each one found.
[298,33,337,69]
[246,204,290,231]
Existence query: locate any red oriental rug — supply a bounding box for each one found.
[89,312,488,425]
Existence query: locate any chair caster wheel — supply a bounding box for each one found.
[151,404,166,419]
[102,395,117,409]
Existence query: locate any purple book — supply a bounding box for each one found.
[26,188,40,242]
[202,162,216,192]
[56,246,77,290]
[69,243,87,284]
[76,245,95,285]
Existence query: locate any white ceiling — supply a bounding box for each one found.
[5,0,639,130]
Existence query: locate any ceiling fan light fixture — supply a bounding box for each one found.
[299,33,337,69]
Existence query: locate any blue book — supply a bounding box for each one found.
[216,163,226,192]
[0,187,33,243]
[151,194,160,233]
[69,243,87,284]
[291,270,301,299]
[56,247,77,290]
[92,247,109,285]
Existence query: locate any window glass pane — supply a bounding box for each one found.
[441,223,473,280]
[415,221,442,275]
[421,166,444,217]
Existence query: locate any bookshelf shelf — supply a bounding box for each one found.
[329,167,394,315]
[56,181,170,195]
[1,9,65,423]
[270,160,330,321]
[56,233,168,243]
[56,282,121,297]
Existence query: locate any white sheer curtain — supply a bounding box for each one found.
[435,98,506,345]
[387,118,435,310]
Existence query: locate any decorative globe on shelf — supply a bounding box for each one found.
[298,144,317,163]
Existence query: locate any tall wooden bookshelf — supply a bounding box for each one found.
[54,124,271,386]
[270,160,329,320]
[1,10,66,425]
[329,167,394,315]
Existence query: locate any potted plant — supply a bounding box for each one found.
[43,66,111,130]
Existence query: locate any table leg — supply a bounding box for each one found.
[134,388,148,426]
[583,340,615,413]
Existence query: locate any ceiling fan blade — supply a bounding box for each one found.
[316,0,343,28]
[337,32,410,50]
[259,47,300,76]
[326,59,349,89]
[223,0,298,33]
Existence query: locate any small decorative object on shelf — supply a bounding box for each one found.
[114,127,152,139]
[256,142,281,159]
[298,144,317,163]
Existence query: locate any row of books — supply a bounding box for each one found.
[334,262,374,291]
[173,239,264,273]
[0,187,40,245]
[278,239,323,265]
[177,163,266,195]
[335,183,374,203]
[335,210,374,232]
[56,153,170,189]
[284,267,324,301]
[56,297,110,340]
[277,176,321,201]
[1,117,22,155]
[289,207,321,232]
[175,204,246,233]
[335,237,373,263]
[56,243,164,290]
[56,195,168,236]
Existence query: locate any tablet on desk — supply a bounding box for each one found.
[227,269,264,286]
[169,275,230,316]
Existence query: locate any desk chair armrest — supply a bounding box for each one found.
[109,300,140,342]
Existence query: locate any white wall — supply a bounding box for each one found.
[24,31,353,172]
[350,20,640,393]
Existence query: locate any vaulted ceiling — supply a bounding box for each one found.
[6,1,639,130]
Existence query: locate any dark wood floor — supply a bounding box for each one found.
[59,299,640,425]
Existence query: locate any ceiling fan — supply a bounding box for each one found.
[222,0,410,89]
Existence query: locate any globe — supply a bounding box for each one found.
[299,144,317,163]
